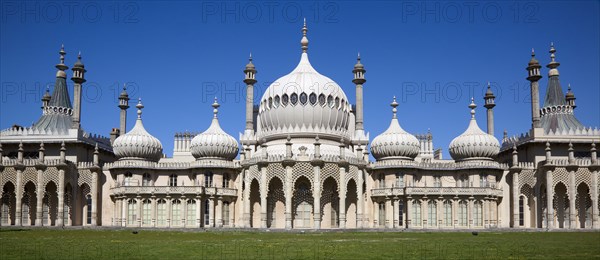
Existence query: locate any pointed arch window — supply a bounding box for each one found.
[282,94,289,106]
[142,173,151,186]
[428,201,437,227]
[412,200,422,226]
[443,200,452,226]
[327,95,334,108]
[274,95,280,108]
[299,92,307,105]
[309,93,317,105]
[124,172,133,186]
[186,199,196,227]
[290,93,298,105]
[205,172,213,187]
[142,199,152,226]
[157,199,166,226]
[318,94,326,106]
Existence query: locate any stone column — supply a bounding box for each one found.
[260,167,267,228]
[568,167,577,229]
[483,199,489,228]
[437,197,443,229]
[373,200,379,228]
[512,172,519,227]
[151,196,157,227]
[590,169,599,229]
[338,166,347,229]
[121,197,127,227]
[15,168,23,226]
[137,196,142,227]
[406,197,412,229]
[243,169,251,228]
[114,198,120,226]
[313,165,321,229]
[200,197,206,227]
[285,165,293,229]
[208,196,215,227]
[385,197,392,229]
[56,169,65,226]
[216,197,223,228]
[546,170,554,229]
[91,171,98,226]
[230,200,236,227]
[393,198,399,228]
[35,168,44,226]
[468,196,474,228]
[357,169,364,229]
[196,197,202,228]
[166,196,172,228]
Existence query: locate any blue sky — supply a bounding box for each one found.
[1,1,599,158]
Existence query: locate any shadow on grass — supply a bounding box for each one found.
[0,228,31,232]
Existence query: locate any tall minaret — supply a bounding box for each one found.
[71,51,86,128]
[526,48,542,129]
[353,53,366,132]
[244,53,257,134]
[483,82,496,135]
[118,85,130,134]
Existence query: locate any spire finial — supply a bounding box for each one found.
[531,48,535,57]
[136,98,144,119]
[212,97,220,118]
[123,83,127,91]
[249,52,253,62]
[357,52,361,61]
[301,18,308,53]
[391,96,398,119]
[56,44,68,72]
[59,44,66,64]
[487,81,491,89]
[469,97,476,119]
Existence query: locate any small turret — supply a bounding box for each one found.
[483,82,496,135]
[118,84,130,134]
[565,84,576,109]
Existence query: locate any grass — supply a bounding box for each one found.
[0,228,599,259]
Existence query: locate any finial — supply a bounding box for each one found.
[136,98,144,119]
[94,143,99,153]
[568,141,573,150]
[40,141,45,151]
[357,52,361,61]
[469,97,476,119]
[249,52,253,62]
[287,134,291,142]
[301,18,308,53]
[568,83,572,91]
[56,44,68,72]
[18,141,23,151]
[503,129,508,139]
[391,96,398,119]
[315,135,320,143]
[512,144,517,151]
[592,142,596,151]
[487,81,491,89]
[545,141,551,150]
[123,83,127,91]
[61,141,66,151]
[59,44,66,64]
[212,97,220,118]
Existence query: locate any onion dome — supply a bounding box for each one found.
[528,48,539,66]
[449,98,500,161]
[73,51,84,68]
[113,98,163,161]
[190,98,239,160]
[258,20,351,137]
[245,53,256,70]
[371,97,420,160]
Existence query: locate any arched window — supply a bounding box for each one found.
[379,174,385,188]
[318,94,326,106]
[335,97,340,109]
[309,93,317,105]
[169,174,178,187]
[86,195,92,225]
[274,95,280,108]
[395,173,404,187]
[290,93,298,105]
[172,199,181,227]
[412,201,422,226]
[327,95,334,108]
[186,199,196,227]
[124,172,133,186]
[443,200,452,226]
[458,201,468,226]
[268,97,273,109]
[299,92,307,105]
[127,199,137,225]
[474,201,483,226]
[282,94,289,106]
[519,196,524,226]
[142,173,151,186]
[222,174,229,188]
[157,199,166,226]
[205,172,213,187]
[480,174,487,187]
[428,201,437,227]
[142,199,152,226]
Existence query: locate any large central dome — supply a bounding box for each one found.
[257,22,350,141]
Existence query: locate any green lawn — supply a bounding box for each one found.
[0,228,598,259]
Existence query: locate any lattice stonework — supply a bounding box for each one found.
[78,169,92,186]
[320,163,338,187]
[1,168,16,188]
[552,168,569,190]
[266,163,285,187]
[520,169,536,188]
[80,183,91,196]
[249,165,260,183]
[22,167,38,186]
[347,166,358,186]
[292,162,313,184]
[520,184,534,198]
[575,168,591,188]
[43,167,59,186]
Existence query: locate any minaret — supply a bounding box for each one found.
[243,53,257,134]
[71,51,87,128]
[118,85,130,135]
[483,82,496,135]
[41,86,51,110]
[353,53,366,132]
[565,84,576,109]
[526,48,542,129]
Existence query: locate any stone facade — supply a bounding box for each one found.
[1,25,598,230]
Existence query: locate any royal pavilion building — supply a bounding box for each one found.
[1,23,598,230]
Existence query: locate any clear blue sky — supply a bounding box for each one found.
[1,1,599,158]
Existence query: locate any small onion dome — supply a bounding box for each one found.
[245,53,255,70]
[528,48,540,66]
[354,53,364,70]
[42,86,51,101]
[119,85,129,99]
[113,98,163,161]
[190,98,239,160]
[73,52,84,68]
[449,98,500,161]
[371,97,420,160]
[565,84,575,99]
